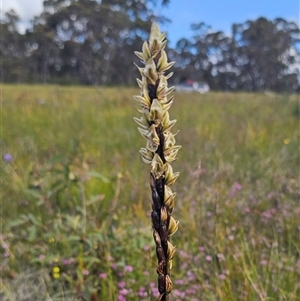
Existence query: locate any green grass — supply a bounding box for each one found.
[1,85,299,301]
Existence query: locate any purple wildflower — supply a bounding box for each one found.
[118,281,126,289]
[228,181,242,198]
[117,295,126,301]
[3,153,12,162]
[124,265,134,272]
[119,289,129,295]
[205,255,212,261]
[99,272,107,279]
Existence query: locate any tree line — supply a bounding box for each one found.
[1,0,299,92]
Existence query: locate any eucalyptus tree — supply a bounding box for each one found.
[0,10,28,82]
[228,17,299,92]
[26,0,169,85]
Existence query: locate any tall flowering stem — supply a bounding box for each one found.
[134,23,180,301]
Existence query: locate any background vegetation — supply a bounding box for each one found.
[1,85,299,300]
[1,0,299,92]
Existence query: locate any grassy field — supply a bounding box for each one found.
[1,85,299,301]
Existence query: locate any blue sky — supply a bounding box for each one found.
[2,0,299,47]
[159,0,299,47]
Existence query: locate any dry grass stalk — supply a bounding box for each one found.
[134,23,180,301]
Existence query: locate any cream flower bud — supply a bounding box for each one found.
[151,153,165,178]
[165,72,174,80]
[149,99,164,123]
[144,58,158,85]
[161,99,173,112]
[157,50,175,72]
[168,216,179,237]
[137,124,159,148]
[136,77,144,88]
[142,41,151,59]
[147,124,160,147]
[133,95,151,110]
[156,75,168,99]
[165,275,173,295]
[134,51,145,62]
[164,185,176,213]
[160,206,168,224]
[165,164,180,186]
[167,241,176,260]
[134,41,151,62]
[168,259,173,271]
[148,23,167,56]
[164,132,176,149]
[133,115,149,129]
[139,148,154,164]
[166,85,176,95]
[146,139,158,152]
[164,145,181,163]
[162,112,177,134]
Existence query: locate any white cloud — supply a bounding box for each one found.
[1,0,44,32]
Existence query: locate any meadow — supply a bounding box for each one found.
[1,85,299,301]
